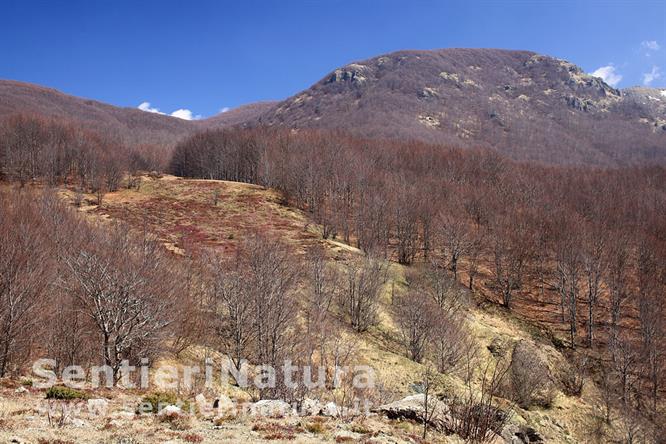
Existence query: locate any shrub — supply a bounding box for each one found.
[182,433,204,443]
[45,386,88,400]
[305,418,327,434]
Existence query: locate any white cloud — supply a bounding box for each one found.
[220,107,230,113]
[590,65,622,87]
[642,66,662,86]
[641,40,661,51]
[138,101,163,114]
[170,109,202,120]
[137,101,201,120]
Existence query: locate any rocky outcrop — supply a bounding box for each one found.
[373,394,451,431]
[249,399,293,417]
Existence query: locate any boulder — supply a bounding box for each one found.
[501,424,544,443]
[300,398,323,416]
[249,399,293,417]
[158,405,183,416]
[373,394,451,431]
[322,401,340,417]
[14,386,28,394]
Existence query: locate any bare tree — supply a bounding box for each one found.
[208,252,255,373]
[582,227,605,347]
[393,290,436,363]
[338,256,387,332]
[61,226,177,380]
[0,193,52,376]
[420,365,440,439]
[437,210,471,280]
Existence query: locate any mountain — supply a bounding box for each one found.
[0,80,196,147]
[253,48,666,165]
[3,48,665,165]
[0,80,277,148]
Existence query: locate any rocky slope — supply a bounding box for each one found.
[253,48,666,165]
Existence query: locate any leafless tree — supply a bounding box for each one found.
[61,225,177,380]
[338,256,387,332]
[393,290,436,363]
[0,192,52,376]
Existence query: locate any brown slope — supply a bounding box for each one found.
[200,101,278,129]
[0,80,199,147]
[253,48,666,166]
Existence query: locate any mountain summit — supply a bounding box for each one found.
[254,48,666,165]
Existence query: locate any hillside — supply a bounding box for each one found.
[253,48,666,165]
[0,80,278,150]
[204,102,279,128]
[0,175,632,443]
[0,80,197,147]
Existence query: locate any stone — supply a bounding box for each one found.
[249,399,293,417]
[300,398,323,416]
[373,394,451,432]
[488,337,510,358]
[14,386,28,394]
[322,401,340,417]
[158,405,183,416]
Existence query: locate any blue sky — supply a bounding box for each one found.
[2,0,665,119]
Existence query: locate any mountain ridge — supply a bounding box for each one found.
[2,47,665,165]
[250,48,666,165]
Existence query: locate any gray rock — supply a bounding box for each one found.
[157,405,183,416]
[249,399,293,417]
[300,398,323,416]
[373,394,451,431]
[322,401,340,417]
[501,424,544,443]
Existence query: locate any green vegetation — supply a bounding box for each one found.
[45,385,88,400]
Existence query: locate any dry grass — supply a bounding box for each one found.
[66,175,320,256]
